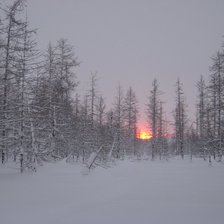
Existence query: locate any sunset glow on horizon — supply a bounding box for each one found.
[137,128,152,140]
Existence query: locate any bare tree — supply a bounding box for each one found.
[89,73,98,128]
[96,95,106,129]
[175,78,186,159]
[157,101,167,160]
[208,51,224,161]
[147,79,161,160]
[196,75,207,159]
[123,86,138,155]
[17,15,39,172]
[0,0,26,164]
[113,85,125,158]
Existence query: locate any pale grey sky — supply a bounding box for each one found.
[25,0,224,127]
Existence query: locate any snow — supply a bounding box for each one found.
[1,158,224,224]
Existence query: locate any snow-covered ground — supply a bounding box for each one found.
[1,158,224,224]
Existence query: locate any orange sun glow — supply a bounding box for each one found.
[137,130,152,140]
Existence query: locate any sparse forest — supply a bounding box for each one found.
[1,1,224,224]
[0,0,224,173]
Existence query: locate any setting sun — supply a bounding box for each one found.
[137,130,152,140]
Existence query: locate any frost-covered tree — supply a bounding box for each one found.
[147,79,161,160]
[0,0,26,164]
[89,73,98,128]
[0,0,41,172]
[16,16,39,172]
[196,75,207,159]
[33,39,79,160]
[207,51,224,161]
[175,78,187,159]
[123,87,138,155]
[113,85,125,158]
[96,95,106,129]
[157,101,168,159]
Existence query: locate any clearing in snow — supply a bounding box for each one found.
[0,158,224,224]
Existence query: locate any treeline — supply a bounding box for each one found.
[195,50,224,163]
[0,0,223,172]
[146,44,224,164]
[0,0,141,172]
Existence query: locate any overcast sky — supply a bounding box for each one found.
[24,0,224,128]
